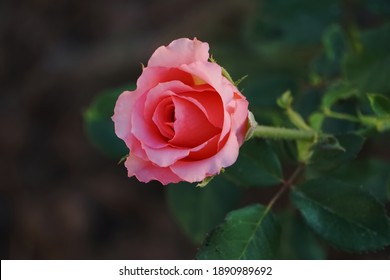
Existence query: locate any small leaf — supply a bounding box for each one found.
[277,90,293,109]
[368,93,390,117]
[309,112,325,131]
[321,82,358,110]
[296,139,313,163]
[196,175,216,188]
[167,176,241,244]
[234,75,248,87]
[224,139,283,187]
[291,178,390,252]
[196,204,280,259]
[221,66,235,84]
[323,24,346,62]
[286,108,313,131]
[308,133,365,172]
[84,86,134,159]
[244,111,258,141]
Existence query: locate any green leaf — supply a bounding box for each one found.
[325,158,390,203]
[368,94,390,117]
[308,133,365,172]
[84,85,134,159]
[291,178,390,252]
[167,176,242,244]
[224,139,283,187]
[277,210,326,260]
[196,204,280,259]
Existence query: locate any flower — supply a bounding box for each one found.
[112,38,249,185]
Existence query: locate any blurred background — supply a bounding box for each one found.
[1,0,389,259]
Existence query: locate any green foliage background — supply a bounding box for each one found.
[85,0,390,259]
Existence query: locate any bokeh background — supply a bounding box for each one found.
[1,0,389,259]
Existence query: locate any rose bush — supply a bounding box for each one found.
[112,38,249,184]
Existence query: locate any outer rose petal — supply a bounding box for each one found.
[137,67,195,98]
[148,38,209,68]
[112,90,140,142]
[131,92,168,149]
[143,144,190,167]
[179,61,234,104]
[112,90,149,160]
[228,95,249,145]
[125,154,182,185]
[170,131,240,182]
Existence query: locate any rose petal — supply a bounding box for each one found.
[142,144,190,167]
[186,133,223,160]
[137,67,195,92]
[148,38,209,68]
[170,131,240,182]
[144,81,194,122]
[178,90,224,128]
[229,94,249,145]
[125,155,182,185]
[112,90,140,142]
[132,93,168,149]
[179,61,234,104]
[112,90,150,160]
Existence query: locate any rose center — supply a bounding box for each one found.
[152,94,220,148]
[152,97,175,139]
[168,96,220,148]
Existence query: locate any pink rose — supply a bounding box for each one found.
[112,38,249,185]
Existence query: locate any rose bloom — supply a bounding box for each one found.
[112,38,249,185]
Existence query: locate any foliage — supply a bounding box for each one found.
[84,1,390,259]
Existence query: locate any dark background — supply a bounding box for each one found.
[1,0,389,259]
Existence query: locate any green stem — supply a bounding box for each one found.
[266,164,304,212]
[323,110,360,123]
[253,125,317,141]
